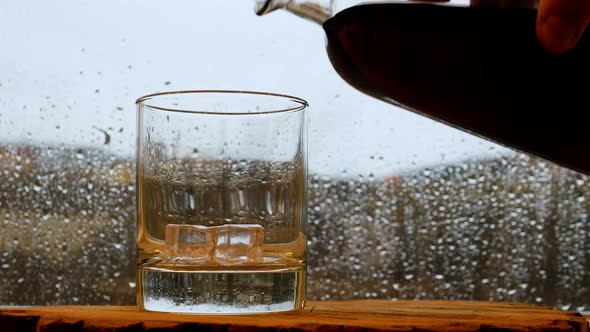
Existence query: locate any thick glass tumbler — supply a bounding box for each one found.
[136,90,308,314]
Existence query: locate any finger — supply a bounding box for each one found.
[536,0,590,53]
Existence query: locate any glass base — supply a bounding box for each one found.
[138,267,305,314]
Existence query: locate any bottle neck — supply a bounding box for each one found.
[255,0,334,24]
[255,0,540,24]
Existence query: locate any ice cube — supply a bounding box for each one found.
[164,223,265,264]
[213,224,264,265]
[165,224,214,259]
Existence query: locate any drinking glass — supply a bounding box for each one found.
[135,90,308,314]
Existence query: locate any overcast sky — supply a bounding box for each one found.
[0,0,513,178]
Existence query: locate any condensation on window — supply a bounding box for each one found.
[0,1,588,312]
[0,145,136,304]
[0,146,588,311]
[307,156,590,312]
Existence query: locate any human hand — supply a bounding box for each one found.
[536,0,590,53]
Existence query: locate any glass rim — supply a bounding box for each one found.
[136,90,309,115]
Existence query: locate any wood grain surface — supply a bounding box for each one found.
[1,300,588,332]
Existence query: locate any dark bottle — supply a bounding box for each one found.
[256,0,590,175]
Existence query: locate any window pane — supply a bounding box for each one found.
[0,1,588,311]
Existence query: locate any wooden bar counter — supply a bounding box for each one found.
[1,300,588,332]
